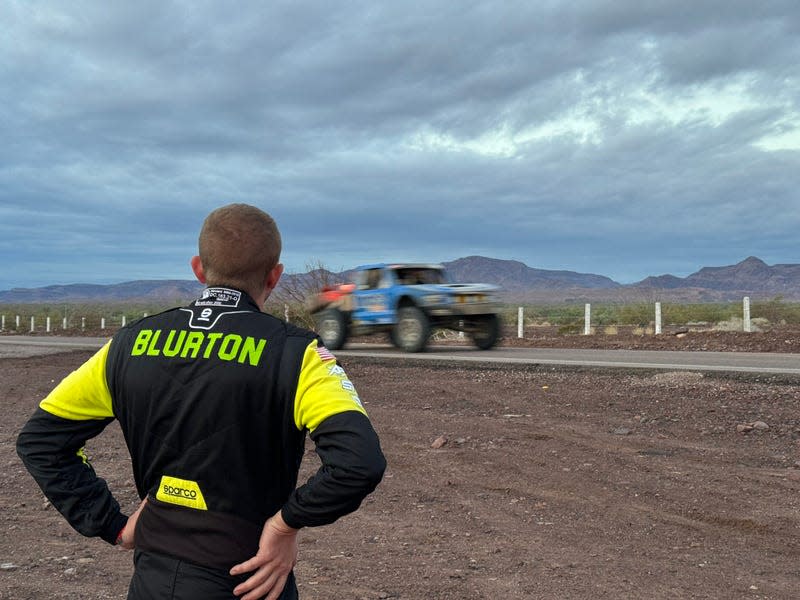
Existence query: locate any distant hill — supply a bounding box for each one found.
[443,256,620,291]
[1,256,799,303]
[0,280,204,303]
[635,256,800,294]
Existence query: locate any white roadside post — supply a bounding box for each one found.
[30,317,35,332]
[62,317,67,330]
[655,302,662,335]
[122,315,127,327]
[284,304,289,322]
[584,303,591,335]
[1,315,4,331]
[743,296,751,333]
[81,317,86,331]
[101,317,106,330]
[46,317,51,333]
[518,307,524,338]
[16,315,20,329]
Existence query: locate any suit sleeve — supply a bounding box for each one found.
[281,340,386,528]
[16,342,128,544]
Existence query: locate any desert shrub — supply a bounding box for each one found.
[558,322,583,335]
[0,302,177,332]
[752,297,800,325]
[614,304,653,327]
[264,260,345,330]
[662,303,739,325]
[499,301,779,333]
[509,304,585,327]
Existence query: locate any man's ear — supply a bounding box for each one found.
[191,256,207,284]
[266,263,284,291]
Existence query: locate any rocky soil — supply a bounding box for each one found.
[502,324,800,354]
[1,329,800,599]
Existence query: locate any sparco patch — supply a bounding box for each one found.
[156,475,208,510]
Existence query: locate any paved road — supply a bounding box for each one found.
[337,344,800,375]
[0,336,111,358]
[4,335,798,375]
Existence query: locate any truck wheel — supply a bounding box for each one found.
[315,309,348,350]
[395,306,430,353]
[471,314,500,350]
[387,330,400,348]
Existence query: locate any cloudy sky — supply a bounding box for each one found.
[2,1,799,291]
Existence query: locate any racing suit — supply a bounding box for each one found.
[16,287,386,599]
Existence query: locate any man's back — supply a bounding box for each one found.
[110,287,313,568]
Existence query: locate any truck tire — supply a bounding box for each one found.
[395,306,430,353]
[315,309,348,350]
[387,330,400,348]
[471,314,500,350]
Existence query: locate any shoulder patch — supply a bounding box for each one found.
[316,345,336,362]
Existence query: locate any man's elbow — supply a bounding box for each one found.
[361,451,387,493]
[16,428,38,467]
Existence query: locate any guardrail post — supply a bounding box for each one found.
[655,302,662,335]
[518,307,524,338]
[743,296,751,332]
[584,303,591,335]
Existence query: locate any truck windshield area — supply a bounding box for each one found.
[394,267,445,285]
[356,268,390,290]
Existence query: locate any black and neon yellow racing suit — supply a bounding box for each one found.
[17,287,385,579]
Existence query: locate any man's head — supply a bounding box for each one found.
[191,203,283,302]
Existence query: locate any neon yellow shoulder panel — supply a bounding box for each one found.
[294,339,368,432]
[39,341,114,420]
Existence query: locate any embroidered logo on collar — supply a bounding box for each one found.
[196,287,242,308]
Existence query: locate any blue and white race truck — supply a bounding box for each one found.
[310,263,500,352]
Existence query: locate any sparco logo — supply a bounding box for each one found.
[163,484,198,499]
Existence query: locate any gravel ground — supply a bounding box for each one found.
[1,329,799,599]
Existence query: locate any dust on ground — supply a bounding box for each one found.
[1,329,800,599]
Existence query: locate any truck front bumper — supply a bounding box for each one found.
[428,302,498,317]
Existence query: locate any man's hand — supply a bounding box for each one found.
[230,511,298,600]
[118,497,147,550]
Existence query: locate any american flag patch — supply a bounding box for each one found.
[316,345,336,362]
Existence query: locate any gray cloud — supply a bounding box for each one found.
[1,1,799,290]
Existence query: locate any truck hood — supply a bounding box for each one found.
[415,283,499,294]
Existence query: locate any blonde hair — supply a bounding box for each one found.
[198,204,281,294]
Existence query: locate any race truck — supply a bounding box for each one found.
[309,263,501,352]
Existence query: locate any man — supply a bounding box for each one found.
[17,203,386,600]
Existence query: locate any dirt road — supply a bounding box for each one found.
[1,330,799,599]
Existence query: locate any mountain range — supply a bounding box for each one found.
[442,256,800,302]
[1,256,798,304]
